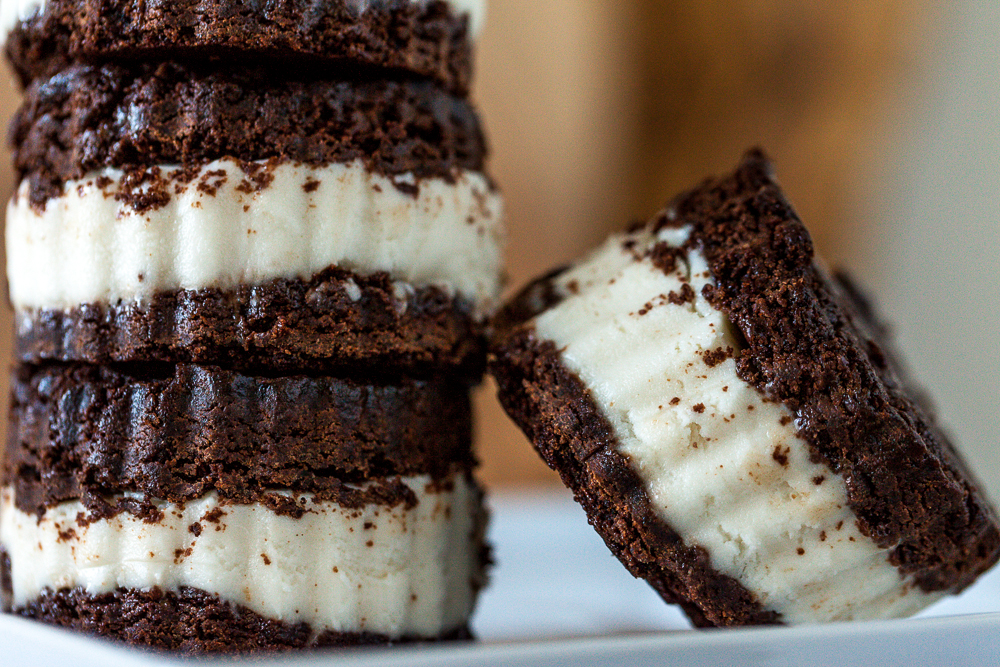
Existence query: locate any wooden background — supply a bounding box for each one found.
[0,1,936,489]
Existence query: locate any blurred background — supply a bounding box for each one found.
[0,1,997,497]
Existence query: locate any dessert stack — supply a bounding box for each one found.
[0,0,500,652]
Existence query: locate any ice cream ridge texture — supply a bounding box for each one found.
[0,0,499,652]
[489,149,1000,627]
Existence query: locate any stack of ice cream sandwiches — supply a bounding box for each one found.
[0,0,500,652]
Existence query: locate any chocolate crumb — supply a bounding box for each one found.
[668,283,696,306]
[772,446,790,467]
[203,508,226,524]
[188,522,203,536]
[670,397,681,406]
[701,346,734,367]
[692,403,706,414]
[649,243,681,274]
[261,554,271,565]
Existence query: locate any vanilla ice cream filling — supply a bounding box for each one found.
[6,159,503,317]
[0,474,482,637]
[532,224,943,623]
[0,0,486,45]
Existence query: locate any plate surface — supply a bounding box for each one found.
[2,490,999,666]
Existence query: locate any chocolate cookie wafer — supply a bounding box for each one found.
[2,0,484,93]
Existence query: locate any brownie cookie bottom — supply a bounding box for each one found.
[4,585,472,653]
[14,267,487,376]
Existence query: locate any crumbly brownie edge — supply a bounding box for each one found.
[655,149,1000,592]
[12,63,487,207]
[488,329,780,628]
[5,362,475,516]
[15,267,486,378]
[4,0,474,94]
[3,584,472,653]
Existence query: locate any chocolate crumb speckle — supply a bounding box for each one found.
[692,403,706,414]
[261,554,271,565]
[649,243,681,274]
[772,446,790,467]
[203,508,226,524]
[670,397,681,406]
[668,283,696,306]
[702,346,734,367]
[188,523,202,536]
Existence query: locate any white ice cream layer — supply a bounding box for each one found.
[6,159,503,316]
[0,0,486,45]
[532,224,943,623]
[0,474,482,637]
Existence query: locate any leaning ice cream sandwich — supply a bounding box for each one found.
[489,149,1000,627]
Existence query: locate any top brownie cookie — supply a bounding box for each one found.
[1,0,483,93]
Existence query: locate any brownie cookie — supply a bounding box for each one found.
[3,585,474,652]
[14,268,487,377]
[11,61,487,208]
[5,362,476,515]
[2,0,484,93]
[489,149,1000,626]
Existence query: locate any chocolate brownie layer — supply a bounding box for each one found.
[4,0,477,93]
[5,362,474,516]
[4,585,471,652]
[489,334,778,628]
[15,267,485,377]
[12,61,487,208]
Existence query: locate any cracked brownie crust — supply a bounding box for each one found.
[5,0,476,93]
[5,362,475,516]
[11,61,487,207]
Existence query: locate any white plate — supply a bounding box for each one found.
[2,489,999,666]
